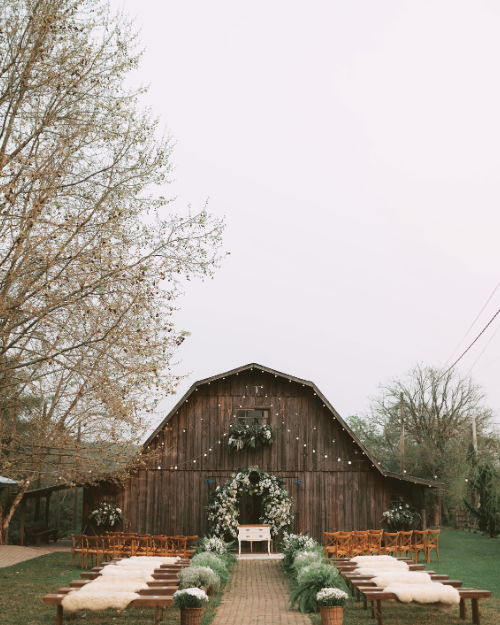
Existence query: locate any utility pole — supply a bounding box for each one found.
[73,422,81,529]
[400,392,405,473]
[472,414,478,453]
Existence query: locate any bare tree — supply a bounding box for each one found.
[348,364,499,522]
[0,0,225,541]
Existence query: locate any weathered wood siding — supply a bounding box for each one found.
[105,369,422,541]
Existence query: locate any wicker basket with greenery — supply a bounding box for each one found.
[316,588,349,625]
[173,588,209,625]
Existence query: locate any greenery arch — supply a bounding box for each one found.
[206,466,294,539]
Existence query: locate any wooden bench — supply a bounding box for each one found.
[24,521,58,547]
[360,586,492,625]
[351,578,463,607]
[43,589,173,625]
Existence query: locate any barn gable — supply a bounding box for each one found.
[143,362,435,487]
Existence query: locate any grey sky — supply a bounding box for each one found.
[112,0,500,424]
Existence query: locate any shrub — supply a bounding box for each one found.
[190,552,230,586]
[195,536,238,566]
[316,588,349,608]
[290,550,325,580]
[282,532,318,571]
[173,588,209,609]
[178,566,220,591]
[289,563,348,613]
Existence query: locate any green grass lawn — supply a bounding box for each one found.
[0,554,224,625]
[1,530,499,625]
[308,528,500,625]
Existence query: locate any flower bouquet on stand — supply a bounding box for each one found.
[316,588,349,625]
[88,503,125,534]
[173,588,209,625]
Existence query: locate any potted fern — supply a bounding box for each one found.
[317,588,349,625]
[173,588,209,625]
[289,563,348,614]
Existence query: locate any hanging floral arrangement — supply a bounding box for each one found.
[227,423,275,452]
[382,503,421,529]
[206,466,294,539]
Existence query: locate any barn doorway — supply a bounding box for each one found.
[239,472,262,524]
[238,471,264,552]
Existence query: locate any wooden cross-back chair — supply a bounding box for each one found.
[336,532,353,558]
[116,533,134,558]
[151,536,170,557]
[85,536,104,568]
[324,532,339,559]
[184,536,198,558]
[101,535,119,562]
[398,531,413,558]
[411,530,427,563]
[170,536,188,558]
[425,529,440,562]
[133,536,153,557]
[70,534,86,568]
[352,531,369,557]
[367,531,383,555]
[383,532,399,556]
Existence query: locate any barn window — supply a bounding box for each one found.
[237,409,269,425]
[390,494,405,505]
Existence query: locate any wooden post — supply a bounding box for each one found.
[434,487,442,527]
[421,508,426,530]
[19,498,26,545]
[55,490,60,530]
[73,487,79,530]
[34,494,40,521]
[400,392,405,473]
[45,493,51,526]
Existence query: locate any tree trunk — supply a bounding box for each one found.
[0,481,30,545]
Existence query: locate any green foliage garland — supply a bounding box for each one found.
[227,423,275,452]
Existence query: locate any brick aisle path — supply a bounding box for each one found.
[212,559,311,625]
[0,541,71,568]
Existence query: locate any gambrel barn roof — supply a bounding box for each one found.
[145,362,438,488]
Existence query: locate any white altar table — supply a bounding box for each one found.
[238,524,271,556]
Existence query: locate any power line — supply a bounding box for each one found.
[446,305,500,374]
[445,279,500,365]
[466,322,500,376]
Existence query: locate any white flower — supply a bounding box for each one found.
[174,588,209,602]
[317,588,348,602]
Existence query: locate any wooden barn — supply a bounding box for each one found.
[83,363,436,542]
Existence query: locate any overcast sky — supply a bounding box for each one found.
[112,0,500,426]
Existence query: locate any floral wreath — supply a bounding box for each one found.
[206,466,294,538]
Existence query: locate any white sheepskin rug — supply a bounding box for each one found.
[109,563,158,571]
[352,555,399,563]
[355,561,409,573]
[119,556,180,565]
[385,583,460,611]
[372,573,432,587]
[91,575,152,585]
[100,567,154,581]
[78,581,149,593]
[62,591,140,613]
